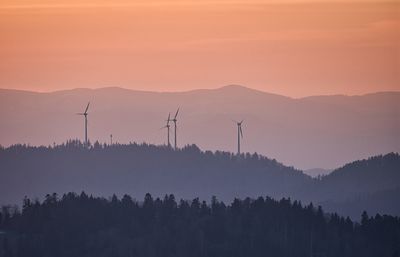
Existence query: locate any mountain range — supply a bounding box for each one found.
[0,85,399,170]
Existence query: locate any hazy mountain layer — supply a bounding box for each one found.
[303,168,332,177]
[0,85,399,169]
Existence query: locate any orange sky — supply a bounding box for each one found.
[0,0,399,97]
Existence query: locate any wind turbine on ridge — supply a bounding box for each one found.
[77,102,90,147]
[172,108,179,150]
[234,120,244,155]
[161,113,171,147]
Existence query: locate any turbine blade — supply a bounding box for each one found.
[174,107,180,119]
[167,113,171,125]
[76,113,84,115]
[84,102,90,114]
[240,126,243,138]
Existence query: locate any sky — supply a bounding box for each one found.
[0,0,399,97]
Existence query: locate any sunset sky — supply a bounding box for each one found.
[0,0,398,97]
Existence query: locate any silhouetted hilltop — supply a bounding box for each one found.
[1,193,399,257]
[317,153,400,201]
[307,153,400,218]
[0,142,399,218]
[0,141,310,206]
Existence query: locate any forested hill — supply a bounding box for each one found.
[313,153,400,201]
[0,142,399,218]
[1,193,399,257]
[304,153,400,218]
[0,141,310,205]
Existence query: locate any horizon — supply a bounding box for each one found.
[1,84,400,99]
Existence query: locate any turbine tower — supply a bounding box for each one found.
[172,108,179,150]
[161,113,171,147]
[235,120,244,155]
[77,102,90,147]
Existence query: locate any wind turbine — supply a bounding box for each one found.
[161,113,171,147]
[234,120,244,155]
[172,108,179,150]
[77,102,90,147]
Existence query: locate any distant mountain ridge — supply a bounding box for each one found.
[303,168,332,177]
[2,85,398,99]
[0,85,399,169]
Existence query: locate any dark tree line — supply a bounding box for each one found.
[1,193,399,257]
